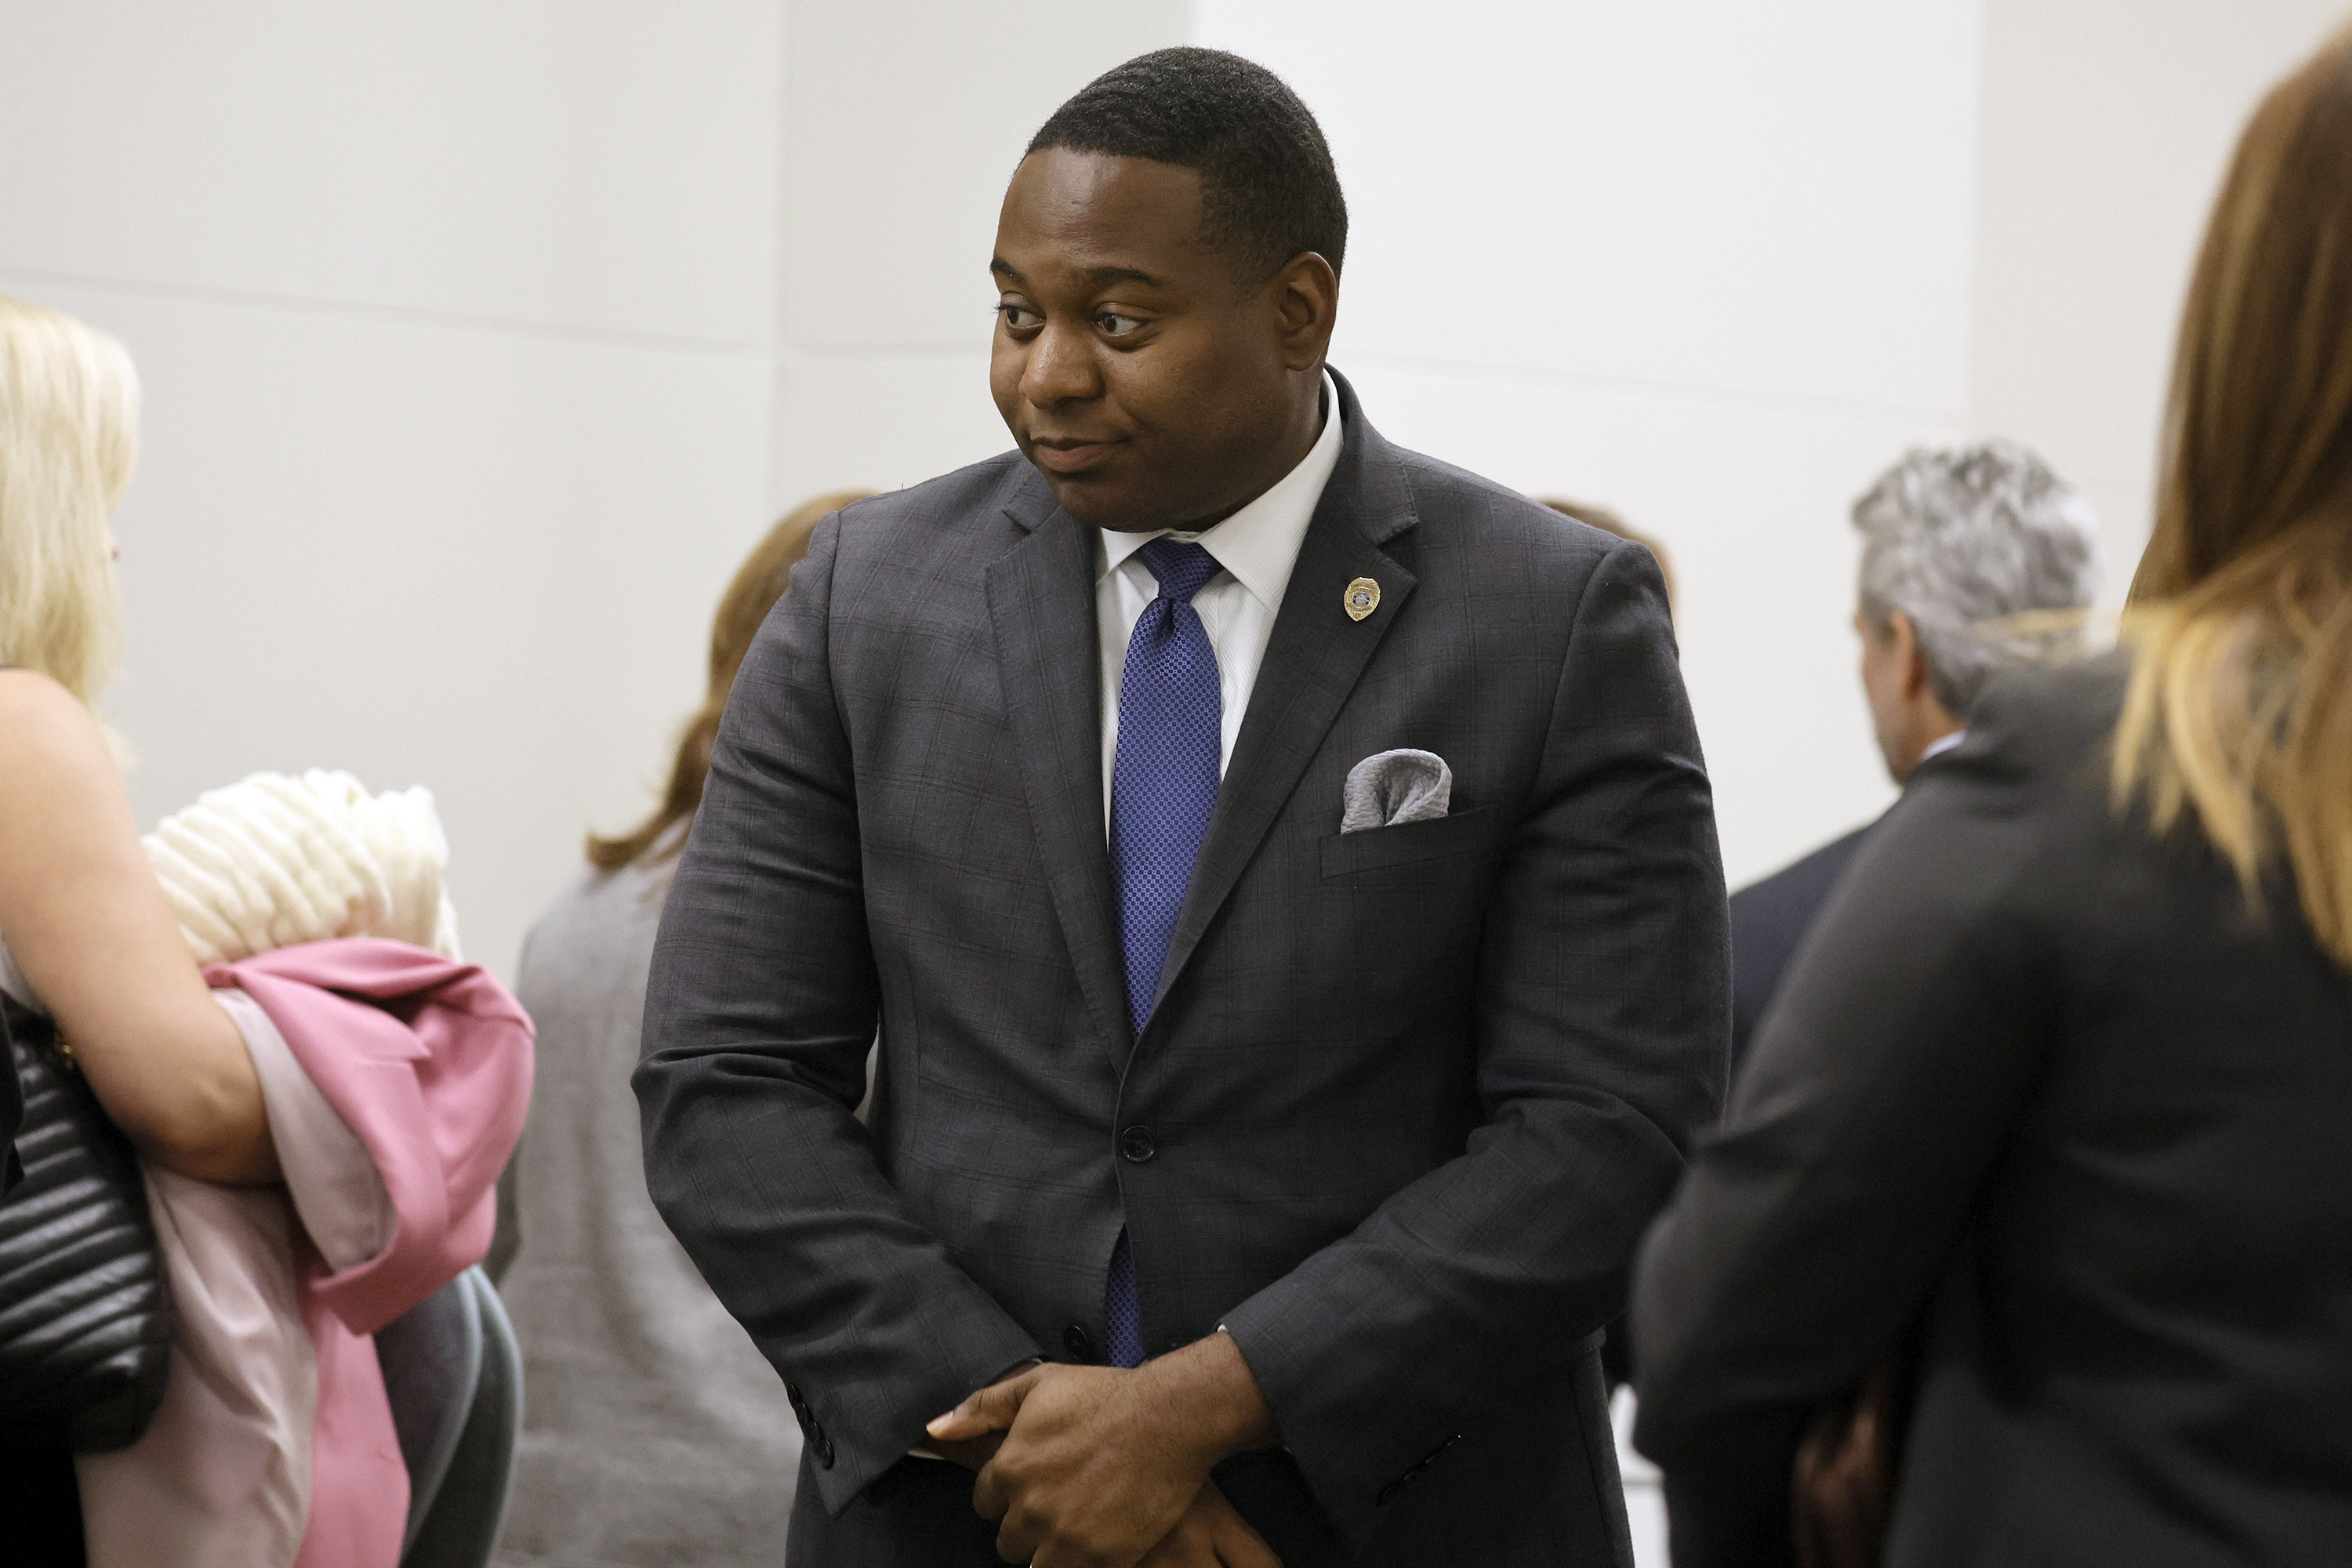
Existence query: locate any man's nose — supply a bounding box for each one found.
[1021,319,1100,408]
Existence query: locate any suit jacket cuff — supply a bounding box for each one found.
[803,1313,1045,1518]
[1218,1286,1463,1544]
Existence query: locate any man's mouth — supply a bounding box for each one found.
[1029,435,1120,475]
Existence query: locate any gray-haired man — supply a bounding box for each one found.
[1727,440,2100,1069]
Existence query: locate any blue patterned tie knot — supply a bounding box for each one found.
[1102,535,1224,1367]
[1138,536,1221,603]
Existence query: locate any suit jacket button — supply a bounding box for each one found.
[1119,1125,1157,1163]
[1063,1322,1098,1362]
[814,1430,837,1468]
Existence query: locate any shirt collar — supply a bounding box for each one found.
[1097,370,1344,615]
[1919,728,1967,764]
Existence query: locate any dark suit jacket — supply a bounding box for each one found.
[1727,824,1871,1072]
[635,372,1730,1566]
[1632,655,2352,1567]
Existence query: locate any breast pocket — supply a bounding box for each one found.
[1319,805,1494,879]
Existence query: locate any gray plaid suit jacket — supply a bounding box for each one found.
[636,371,1730,1566]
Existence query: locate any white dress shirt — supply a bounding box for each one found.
[1920,729,1967,764]
[1096,372,1345,829]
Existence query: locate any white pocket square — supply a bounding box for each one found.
[1341,749,1454,833]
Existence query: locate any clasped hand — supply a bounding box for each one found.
[925,1338,1282,1568]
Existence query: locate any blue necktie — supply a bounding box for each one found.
[1103,538,1222,1367]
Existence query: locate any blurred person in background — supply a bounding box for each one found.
[0,296,283,1563]
[490,488,867,1568]
[1539,498,1678,612]
[1728,442,2099,1069]
[2,294,530,1568]
[1633,27,2352,1566]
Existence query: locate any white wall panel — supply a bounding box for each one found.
[0,1,779,347]
[770,348,1006,502]
[1970,0,2349,597]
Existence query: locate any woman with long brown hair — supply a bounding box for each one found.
[490,490,867,1568]
[1630,28,2352,1568]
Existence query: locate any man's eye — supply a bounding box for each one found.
[1000,306,1041,331]
[1098,313,1143,337]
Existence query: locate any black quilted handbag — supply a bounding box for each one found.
[0,994,174,1450]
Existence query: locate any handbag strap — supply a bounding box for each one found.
[0,999,18,1196]
[0,668,31,1196]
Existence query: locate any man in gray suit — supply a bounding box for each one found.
[636,48,1727,1568]
[1727,442,2100,1073]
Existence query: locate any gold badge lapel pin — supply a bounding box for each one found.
[1344,577,1380,622]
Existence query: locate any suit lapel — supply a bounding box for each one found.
[1149,379,1421,1022]
[986,480,1133,1065]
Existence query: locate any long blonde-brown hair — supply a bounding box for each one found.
[586,489,871,871]
[0,296,137,704]
[2114,25,2352,967]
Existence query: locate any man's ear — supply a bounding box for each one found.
[1889,610,1933,702]
[1271,252,1339,371]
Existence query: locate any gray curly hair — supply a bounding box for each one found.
[1853,439,2102,717]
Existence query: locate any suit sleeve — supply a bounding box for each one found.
[633,513,1043,1514]
[1628,731,2056,1567]
[1220,539,1730,1536]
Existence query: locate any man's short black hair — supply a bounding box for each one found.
[1025,48,1348,281]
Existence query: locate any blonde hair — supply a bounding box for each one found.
[0,296,137,704]
[2113,25,2352,967]
[586,489,872,871]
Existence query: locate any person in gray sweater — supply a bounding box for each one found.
[489,490,866,1568]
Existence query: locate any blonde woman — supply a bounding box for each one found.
[1632,30,2352,1568]
[0,298,282,1562]
[491,491,866,1568]
[0,300,276,1179]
